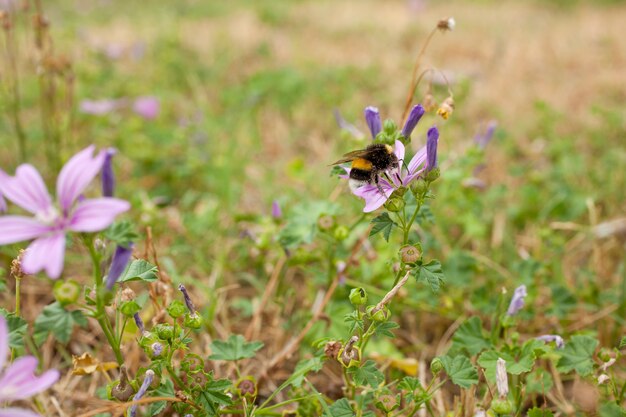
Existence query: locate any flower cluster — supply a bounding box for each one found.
[0,146,130,279]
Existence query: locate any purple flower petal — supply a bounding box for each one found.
[0,165,52,214]
[364,106,382,138]
[105,244,134,290]
[353,180,395,213]
[129,370,155,417]
[271,200,282,219]
[101,148,117,197]
[0,216,49,245]
[426,126,439,171]
[21,233,66,279]
[0,408,44,417]
[536,334,564,349]
[0,356,59,401]
[56,146,106,213]
[133,96,160,120]
[68,198,130,232]
[401,104,425,138]
[403,145,428,184]
[506,285,527,316]
[0,316,7,371]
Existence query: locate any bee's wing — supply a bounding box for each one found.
[329,148,372,166]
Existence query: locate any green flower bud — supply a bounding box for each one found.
[430,357,444,375]
[235,376,258,400]
[383,119,398,135]
[410,178,429,196]
[154,323,175,340]
[167,300,187,319]
[399,245,421,264]
[490,399,514,415]
[333,225,349,241]
[53,280,81,306]
[119,300,141,317]
[426,166,441,182]
[385,196,405,212]
[338,344,361,368]
[184,312,203,329]
[349,287,368,306]
[367,305,390,322]
[375,395,399,413]
[317,214,335,231]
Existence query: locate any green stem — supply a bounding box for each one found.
[403,197,423,244]
[14,275,21,316]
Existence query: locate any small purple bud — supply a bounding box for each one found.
[401,104,425,138]
[271,200,282,219]
[475,120,497,149]
[133,313,145,334]
[364,106,382,139]
[506,285,527,316]
[105,244,134,290]
[129,370,154,417]
[536,334,564,349]
[426,126,439,171]
[102,148,117,197]
[178,284,196,314]
[151,342,163,357]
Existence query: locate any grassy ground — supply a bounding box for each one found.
[1,0,625,415]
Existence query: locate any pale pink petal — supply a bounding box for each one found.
[0,367,59,400]
[0,165,52,214]
[0,357,38,393]
[0,216,50,244]
[0,408,43,417]
[394,140,405,163]
[0,190,6,212]
[56,146,106,212]
[407,145,427,176]
[353,180,394,213]
[21,233,66,279]
[0,316,7,370]
[68,198,130,232]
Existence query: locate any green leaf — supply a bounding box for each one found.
[451,317,491,357]
[556,335,598,376]
[619,336,626,349]
[415,260,445,293]
[208,335,263,361]
[290,357,323,388]
[344,310,364,334]
[525,368,554,395]
[195,377,233,415]
[600,402,626,417]
[148,378,175,416]
[439,355,479,389]
[369,212,397,242]
[398,376,423,402]
[117,260,158,283]
[374,321,399,338]
[477,339,538,381]
[347,360,384,388]
[527,407,554,417]
[104,221,138,247]
[33,302,87,345]
[277,201,338,248]
[0,308,28,349]
[324,398,355,417]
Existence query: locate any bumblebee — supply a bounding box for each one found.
[332,143,399,194]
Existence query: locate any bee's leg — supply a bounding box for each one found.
[373,173,387,197]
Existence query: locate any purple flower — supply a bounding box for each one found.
[0,191,5,213]
[129,370,154,417]
[102,148,117,197]
[474,121,497,149]
[346,140,428,212]
[151,342,163,358]
[506,285,527,316]
[364,106,382,138]
[271,200,282,219]
[536,334,564,349]
[133,313,145,334]
[105,244,134,290]
[178,284,196,314]
[133,96,159,120]
[0,315,59,417]
[425,126,439,171]
[401,104,425,138]
[0,146,130,279]
[79,99,124,116]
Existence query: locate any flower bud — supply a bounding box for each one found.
[333,225,349,241]
[437,97,455,120]
[184,312,203,329]
[119,299,141,316]
[382,119,398,135]
[367,305,390,322]
[111,366,135,401]
[399,245,421,264]
[364,106,382,139]
[410,178,429,196]
[375,395,399,413]
[324,341,343,359]
[425,167,440,183]
[495,358,508,398]
[384,195,405,212]
[236,377,258,400]
[167,300,187,319]
[490,399,514,415]
[317,214,335,231]
[155,323,175,340]
[402,104,425,138]
[53,280,81,306]
[151,342,164,358]
[105,244,134,290]
[101,148,117,197]
[430,357,444,375]
[349,287,368,306]
[339,337,361,368]
[425,126,439,173]
[178,284,197,314]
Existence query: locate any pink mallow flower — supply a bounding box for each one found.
[132,96,160,120]
[0,315,60,417]
[0,146,130,279]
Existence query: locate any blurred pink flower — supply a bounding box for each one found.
[0,315,59,417]
[0,146,130,279]
[79,98,124,115]
[133,96,160,120]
